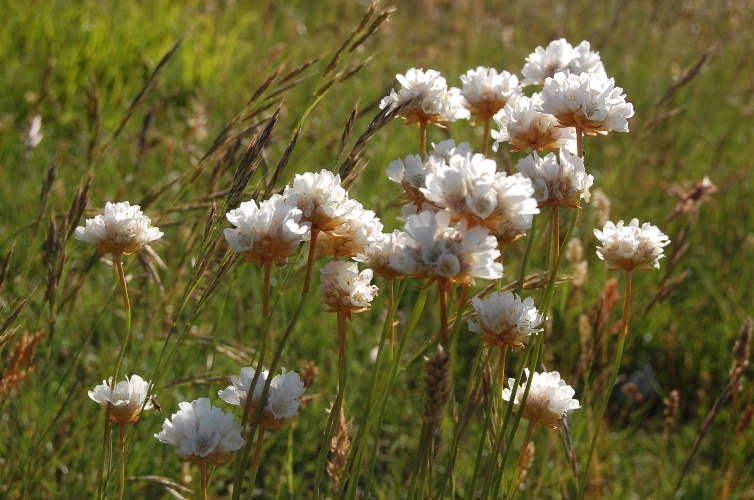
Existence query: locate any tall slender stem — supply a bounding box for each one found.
[439,280,449,345]
[118,424,126,500]
[576,270,632,500]
[388,279,395,351]
[420,119,428,156]
[498,345,508,393]
[552,205,560,269]
[497,242,504,293]
[200,461,208,500]
[505,420,536,500]
[250,426,267,481]
[303,230,319,294]
[483,117,491,156]
[576,126,583,159]
[97,415,110,500]
[112,255,133,384]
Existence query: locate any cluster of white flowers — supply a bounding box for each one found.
[380,68,469,125]
[75,201,163,255]
[320,261,379,316]
[283,170,361,233]
[594,219,671,271]
[316,205,383,258]
[89,374,154,425]
[469,292,544,348]
[390,210,502,284]
[421,153,539,231]
[459,67,522,120]
[522,39,606,86]
[492,93,576,153]
[515,148,594,208]
[493,213,533,245]
[355,230,407,280]
[224,194,310,265]
[503,370,581,428]
[428,139,472,163]
[219,367,306,430]
[539,71,634,135]
[154,398,245,465]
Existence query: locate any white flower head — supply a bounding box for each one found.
[389,210,502,285]
[594,218,670,271]
[320,261,378,317]
[218,367,305,430]
[75,201,163,255]
[224,194,310,265]
[283,170,360,232]
[380,68,470,125]
[459,67,523,120]
[493,213,533,246]
[428,139,473,164]
[469,292,543,348]
[89,374,154,425]
[387,154,445,210]
[515,148,594,208]
[422,153,539,231]
[491,93,576,153]
[355,230,407,280]
[502,370,581,428]
[25,115,43,151]
[316,204,383,258]
[539,70,635,135]
[154,398,245,465]
[522,39,607,86]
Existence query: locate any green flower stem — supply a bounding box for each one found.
[439,279,449,345]
[249,426,267,482]
[515,217,537,297]
[483,117,491,156]
[407,425,429,500]
[466,366,494,497]
[552,205,560,270]
[311,311,349,498]
[505,419,535,500]
[576,270,632,500]
[118,424,126,500]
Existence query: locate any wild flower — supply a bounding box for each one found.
[459,67,522,121]
[522,39,606,86]
[89,374,154,425]
[387,153,445,210]
[354,230,407,280]
[539,71,634,135]
[594,218,671,270]
[75,201,163,255]
[154,398,244,465]
[515,148,594,208]
[24,115,43,152]
[422,153,539,231]
[428,139,473,164]
[503,370,581,428]
[283,170,360,233]
[469,292,544,348]
[390,210,502,285]
[223,194,310,265]
[320,261,378,317]
[219,367,306,430]
[492,93,576,153]
[492,213,533,245]
[316,204,383,258]
[380,68,469,125]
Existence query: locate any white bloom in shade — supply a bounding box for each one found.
[390,210,502,285]
[316,204,383,258]
[320,261,378,317]
[515,148,594,208]
[155,398,244,465]
[75,201,163,255]
[283,170,360,233]
[502,370,581,428]
[355,230,407,280]
[380,68,470,125]
[493,213,533,245]
[539,71,634,135]
[522,39,606,86]
[492,93,576,153]
[89,374,154,425]
[469,292,543,348]
[218,367,306,431]
[224,194,310,265]
[428,139,473,164]
[460,67,523,120]
[594,219,670,271]
[422,153,539,231]
[387,154,445,210]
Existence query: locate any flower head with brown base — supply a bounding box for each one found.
[75,201,163,255]
[503,370,580,428]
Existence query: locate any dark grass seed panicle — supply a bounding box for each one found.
[336,100,360,164]
[264,126,301,199]
[322,1,378,80]
[422,345,452,449]
[36,156,59,234]
[203,202,217,243]
[248,65,284,106]
[0,294,33,346]
[279,55,325,85]
[65,173,93,242]
[0,241,15,296]
[348,6,397,54]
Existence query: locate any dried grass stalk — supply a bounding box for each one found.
[327,402,353,495]
[422,345,452,459]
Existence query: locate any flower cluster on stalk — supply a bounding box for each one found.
[89,374,154,426]
[75,201,163,255]
[380,68,469,126]
[594,218,670,270]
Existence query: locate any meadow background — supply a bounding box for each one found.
[1,0,753,498]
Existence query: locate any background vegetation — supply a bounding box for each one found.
[1,0,753,498]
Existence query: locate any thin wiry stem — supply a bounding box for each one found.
[439,279,449,345]
[577,270,632,500]
[118,424,126,500]
[200,461,208,500]
[420,119,428,156]
[552,205,560,270]
[303,230,320,293]
[483,117,491,156]
[505,420,536,500]
[249,426,267,481]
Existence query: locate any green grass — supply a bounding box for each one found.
[1,0,753,498]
